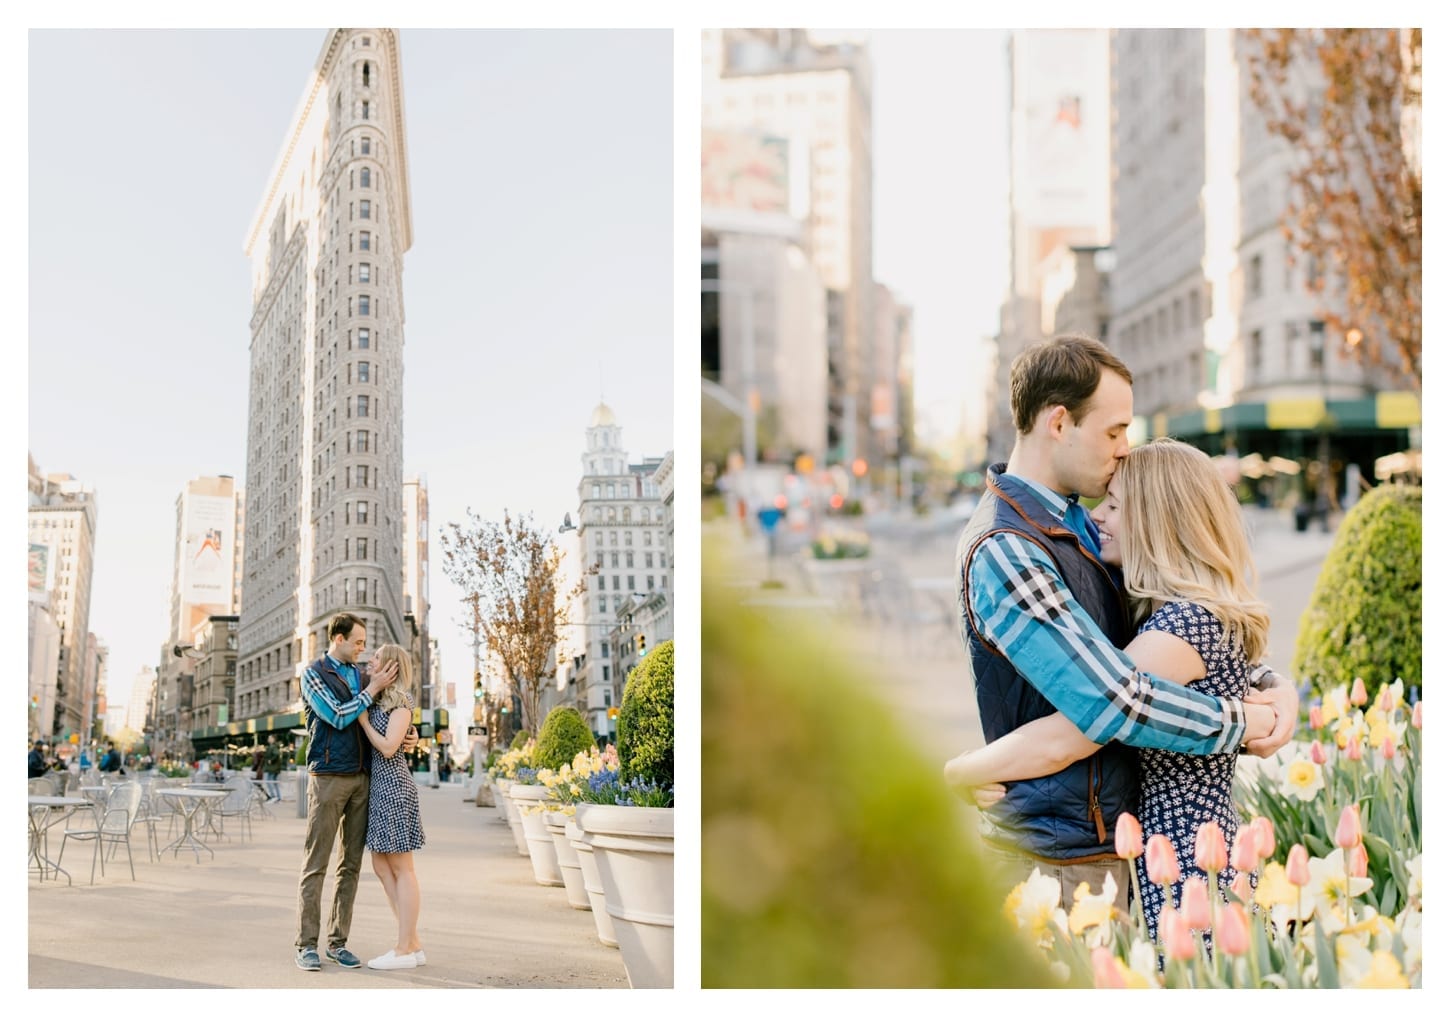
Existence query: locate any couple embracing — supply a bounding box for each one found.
[294,612,428,972]
[946,334,1300,940]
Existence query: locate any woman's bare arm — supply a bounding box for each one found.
[361,708,412,758]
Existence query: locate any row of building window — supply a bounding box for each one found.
[589,505,665,524]
[592,528,654,548]
[597,573,666,592]
[595,551,664,569]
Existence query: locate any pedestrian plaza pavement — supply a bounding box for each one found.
[26,777,628,989]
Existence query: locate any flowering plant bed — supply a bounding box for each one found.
[810,530,870,559]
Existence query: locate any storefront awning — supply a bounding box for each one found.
[1140,392,1419,439]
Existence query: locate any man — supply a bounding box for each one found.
[951,334,1297,910]
[262,734,285,802]
[28,740,48,779]
[98,743,121,774]
[295,612,417,971]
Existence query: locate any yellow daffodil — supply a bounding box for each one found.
[1004,869,1068,948]
[1404,853,1422,901]
[1255,861,1314,931]
[1320,685,1350,725]
[1068,873,1118,942]
[1396,908,1422,978]
[1334,712,1368,751]
[1280,757,1325,802]
[1340,939,1411,990]
[1307,849,1374,933]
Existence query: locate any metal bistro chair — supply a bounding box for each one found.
[133,777,174,862]
[56,781,145,884]
[210,776,256,843]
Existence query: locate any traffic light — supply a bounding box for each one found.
[473,671,483,700]
[635,633,647,657]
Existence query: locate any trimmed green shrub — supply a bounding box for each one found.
[509,729,531,752]
[618,640,673,790]
[701,567,1057,989]
[1294,483,1421,698]
[534,705,595,771]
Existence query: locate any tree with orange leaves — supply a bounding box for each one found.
[1244,28,1421,390]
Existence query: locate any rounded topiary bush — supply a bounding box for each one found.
[509,729,531,751]
[1294,483,1421,699]
[701,572,1055,988]
[534,705,595,771]
[618,640,673,790]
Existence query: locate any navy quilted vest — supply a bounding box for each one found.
[303,656,372,776]
[956,464,1140,861]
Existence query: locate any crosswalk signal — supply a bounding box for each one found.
[635,633,647,657]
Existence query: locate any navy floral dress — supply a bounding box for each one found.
[366,695,426,854]
[1131,602,1249,941]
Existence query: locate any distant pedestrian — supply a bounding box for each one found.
[99,743,121,774]
[263,735,286,801]
[28,740,48,779]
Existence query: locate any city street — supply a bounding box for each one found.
[708,503,1340,767]
[28,781,628,989]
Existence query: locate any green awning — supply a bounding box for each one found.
[1146,393,1418,439]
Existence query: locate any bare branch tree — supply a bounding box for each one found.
[441,510,586,736]
[1244,28,1421,389]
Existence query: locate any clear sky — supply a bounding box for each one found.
[27,28,674,720]
[869,29,1011,454]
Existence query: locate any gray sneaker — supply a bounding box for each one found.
[326,945,362,969]
[296,948,321,971]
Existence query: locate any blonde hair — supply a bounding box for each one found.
[369,643,415,712]
[1115,439,1269,662]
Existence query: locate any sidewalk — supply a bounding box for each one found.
[27,782,628,989]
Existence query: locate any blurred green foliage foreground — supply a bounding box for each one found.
[701,568,1060,988]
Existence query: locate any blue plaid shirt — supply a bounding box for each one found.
[963,475,1247,755]
[301,653,372,730]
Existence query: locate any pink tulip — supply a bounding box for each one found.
[1251,816,1276,860]
[1091,947,1127,988]
[1412,701,1422,729]
[1160,906,1197,962]
[1309,740,1328,765]
[1382,737,1397,761]
[1195,820,1228,874]
[1309,705,1325,730]
[1377,686,1396,713]
[1286,844,1311,887]
[1349,843,1369,879]
[1335,805,1363,850]
[1146,834,1181,886]
[1231,826,1259,873]
[1115,812,1144,860]
[1346,736,1364,762]
[1216,902,1252,957]
[1230,872,1253,904]
[1350,678,1368,706]
[1180,875,1212,929]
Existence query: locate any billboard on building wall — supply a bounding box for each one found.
[702,128,792,215]
[180,494,235,630]
[28,543,52,603]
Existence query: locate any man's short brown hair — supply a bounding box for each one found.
[328,613,365,642]
[1010,333,1134,434]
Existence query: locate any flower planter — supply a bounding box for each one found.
[576,803,673,988]
[509,783,563,886]
[496,780,528,856]
[570,817,618,947]
[544,810,591,910]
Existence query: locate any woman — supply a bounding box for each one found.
[359,643,427,970]
[944,439,1271,940]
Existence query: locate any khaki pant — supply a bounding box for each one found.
[982,840,1130,916]
[295,772,369,951]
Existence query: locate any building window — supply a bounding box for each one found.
[361,101,370,120]
[626,551,635,568]
[624,531,633,546]
[627,575,636,591]
[359,294,370,316]
[1249,254,1263,301]
[597,575,606,590]
[357,578,367,605]
[357,500,368,524]
[358,464,370,486]
[362,62,370,87]
[357,395,369,417]
[612,575,620,591]
[360,200,371,219]
[1249,330,1263,372]
[358,327,369,348]
[358,429,370,452]
[359,231,371,251]
[647,576,655,590]
[603,665,610,683]
[591,483,600,498]
[359,263,371,283]
[357,537,368,560]
[358,361,370,383]
[646,552,654,568]
[361,137,371,155]
[360,167,371,189]
[611,552,619,568]
[1309,320,1326,368]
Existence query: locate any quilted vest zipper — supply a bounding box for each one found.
[1088,755,1107,843]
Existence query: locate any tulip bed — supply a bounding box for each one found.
[1001,680,1422,988]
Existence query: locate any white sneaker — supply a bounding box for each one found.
[367,950,418,970]
[414,950,426,966]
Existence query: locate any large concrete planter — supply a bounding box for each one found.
[570,817,618,947]
[496,779,528,855]
[576,803,673,988]
[544,810,590,910]
[509,783,563,886]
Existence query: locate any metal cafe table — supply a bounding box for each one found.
[156,788,228,861]
[28,795,97,885]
